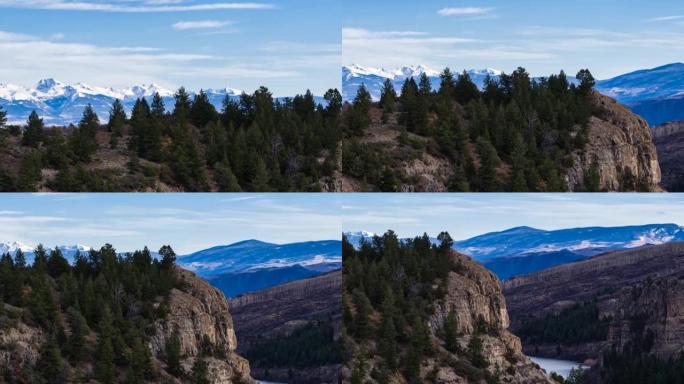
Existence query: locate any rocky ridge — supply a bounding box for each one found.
[565,91,661,191]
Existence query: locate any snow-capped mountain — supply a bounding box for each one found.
[594,63,684,126]
[342,64,501,102]
[0,78,243,126]
[177,239,342,277]
[345,223,684,260]
[0,242,92,264]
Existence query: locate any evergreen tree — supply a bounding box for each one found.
[165,333,182,377]
[214,161,242,192]
[190,90,219,128]
[158,245,176,270]
[22,110,44,147]
[14,248,26,269]
[379,79,397,123]
[71,105,100,162]
[36,337,66,384]
[347,84,372,135]
[151,92,166,118]
[108,99,126,148]
[174,87,192,124]
[66,307,88,363]
[454,71,480,105]
[95,307,116,384]
[444,310,459,353]
[576,69,596,95]
[191,358,210,384]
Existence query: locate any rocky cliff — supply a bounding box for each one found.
[150,267,254,384]
[426,252,554,384]
[566,91,662,191]
[503,242,684,361]
[652,120,684,190]
[229,270,342,384]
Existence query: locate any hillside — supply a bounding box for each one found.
[0,244,253,383]
[0,86,342,192]
[228,270,342,384]
[341,67,661,192]
[342,232,553,384]
[503,242,684,383]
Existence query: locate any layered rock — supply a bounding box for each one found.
[151,267,254,384]
[503,242,684,361]
[426,252,554,384]
[566,91,662,191]
[652,120,684,190]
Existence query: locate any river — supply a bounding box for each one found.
[530,356,588,378]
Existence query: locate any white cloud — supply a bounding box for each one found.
[646,15,683,22]
[0,0,273,12]
[172,20,232,30]
[437,7,493,16]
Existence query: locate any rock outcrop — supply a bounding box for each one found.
[566,91,662,191]
[427,252,554,384]
[652,120,684,190]
[229,270,342,384]
[503,242,684,361]
[151,267,254,384]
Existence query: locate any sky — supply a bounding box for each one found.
[343,0,684,79]
[0,0,340,96]
[341,193,684,241]
[0,193,342,255]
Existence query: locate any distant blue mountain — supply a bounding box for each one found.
[207,264,321,298]
[342,63,684,126]
[178,239,342,277]
[345,223,684,279]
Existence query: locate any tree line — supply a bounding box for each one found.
[0,243,212,383]
[0,86,342,192]
[342,67,607,191]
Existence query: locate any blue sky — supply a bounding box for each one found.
[343,0,684,79]
[0,193,341,254]
[0,0,340,96]
[341,194,684,240]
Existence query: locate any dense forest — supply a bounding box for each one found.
[0,244,214,383]
[243,317,341,373]
[342,68,608,191]
[0,86,341,192]
[343,231,485,383]
[516,300,611,347]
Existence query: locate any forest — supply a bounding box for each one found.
[0,86,341,192]
[343,231,472,383]
[0,244,213,383]
[342,67,610,192]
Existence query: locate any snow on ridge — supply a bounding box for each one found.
[343,64,499,81]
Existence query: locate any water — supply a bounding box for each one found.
[530,356,587,378]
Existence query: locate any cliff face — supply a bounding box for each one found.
[652,120,684,191]
[229,270,342,384]
[151,268,254,384]
[566,91,662,191]
[427,253,554,384]
[503,242,684,361]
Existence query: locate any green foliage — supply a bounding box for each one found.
[22,110,44,147]
[517,300,610,345]
[2,86,341,192]
[244,318,341,369]
[344,67,599,191]
[0,243,180,383]
[600,350,684,384]
[343,230,457,382]
[165,333,183,377]
[191,358,210,384]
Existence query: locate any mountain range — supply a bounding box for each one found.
[0,79,327,126]
[344,223,684,279]
[1,238,342,297]
[342,62,684,126]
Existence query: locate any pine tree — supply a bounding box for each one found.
[14,248,26,268]
[151,92,166,118]
[66,307,88,363]
[190,90,219,128]
[36,337,66,384]
[191,358,210,384]
[576,69,595,95]
[174,87,192,124]
[165,333,182,377]
[347,84,372,135]
[108,99,126,148]
[444,310,459,353]
[95,307,116,384]
[214,161,242,192]
[22,110,44,147]
[70,104,100,162]
[352,289,372,339]
[379,79,397,123]
[0,105,7,128]
[158,245,176,270]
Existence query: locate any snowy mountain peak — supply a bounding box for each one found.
[344,230,377,237]
[36,78,59,92]
[396,64,440,78]
[0,241,34,254]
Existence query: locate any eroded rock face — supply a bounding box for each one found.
[566,92,662,191]
[0,313,45,371]
[428,253,554,384]
[151,268,254,384]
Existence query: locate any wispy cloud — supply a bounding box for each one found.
[0,0,274,12]
[646,15,683,22]
[437,7,493,16]
[172,20,233,30]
